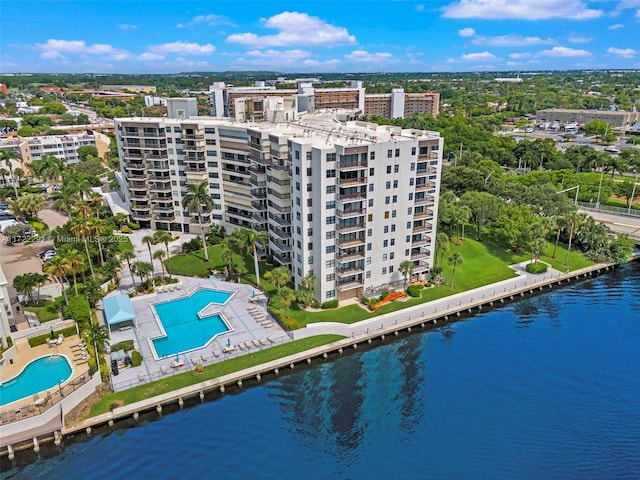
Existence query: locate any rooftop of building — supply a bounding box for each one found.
[536,108,634,115]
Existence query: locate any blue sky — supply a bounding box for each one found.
[1,1,639,73]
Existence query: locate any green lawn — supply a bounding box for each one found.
[117,236,134,253]
[88,334,344,417]
[24,300,60,322]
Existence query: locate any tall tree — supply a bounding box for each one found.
[269,266,292,292]
[182,181,214,261]
[153,249,166,277]
[44,256,71,305]
[0,147,21,198]
[70,218,95,277]
[88,217,106,265]
[120,250,137,291]
[142,234,156,281]
[132,261,153,285]
[460,191,502,241]
[564,212,587,266]
[434,232,450,269]
[276,286,296,318]
[296,273,316,308]
[63,248,85,294]
[236,227,269,286]
[399,259,415,288]
[448,253,464,290]
[13,273,37,304]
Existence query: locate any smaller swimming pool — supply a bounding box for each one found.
[0,355,72,406]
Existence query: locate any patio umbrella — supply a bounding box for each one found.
[227,338,231,347]
[50,328,55,340]
[175,353,180,362]
[252,290,256,299]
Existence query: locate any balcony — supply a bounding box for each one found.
[251,200,266,211]
[337,192,367,202]
[127,172,147,181]
[270,238,291,253]
[271,227,291,240]
[411,237,430,247]
[189,215,212,225]
[269,164,290,174]
[266,176,290,187]
[249,165,266,175]
[268,214,290,227]
[131,204,150,212]
[337,236,365,248]
[415,181,436,191]
[336,207,365,219]
[147,162,170,172]
[250,177,267,187]
[336,222,366,234]
[145,152,169,160]
[413,209,433,220]
[182,141,206,152]
[410,251,429,261]
[267,202,291,214]
[337,160,367,171]
[412,223,432,233]
[129,193,148,200]
[131,212,152,221]
[155,214,176,222]
[128,181,148,191]
[272,250,291,265]
[149,182,171,193]
[252,212,267,224]
[336,278,364,291]
[182,132,204,140]
[152,205,174,214]
[251,189,266,199]
[336,264,365,276]
[185,169,208,183]
[337,176,366,187]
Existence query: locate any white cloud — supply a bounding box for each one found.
[607,47,637,58]
[458,27,476,37]
[471,34,554,46]
[148,41,215,55]
[442,0,604,20]
[138,52,165,61]
[461,51,498,61]
[567,34,592,43]
[118,24,137,30]
[415,4,425,12]
[36,39,129,60]
[177,14,236,28]
[227,11,356,47]
[538,46,591,57]
[608,23,625,30]
[509,52,532,59]
[636,9,640,17]
[612,0,640,16]
[344,50,394,63]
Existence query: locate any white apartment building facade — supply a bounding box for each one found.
[12,132,110,166]
[114,112,442,303]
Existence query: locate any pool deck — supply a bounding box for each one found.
[0,335,90,414]
[104,275,288,392]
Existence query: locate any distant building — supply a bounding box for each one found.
[0,83,7,95]
[0,264,12,350]
[536,108,640,129]
[8,132,111,166]
[102,85,157,94]
[209,81,439,121]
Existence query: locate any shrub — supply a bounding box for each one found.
[360,297,369,305]
[127,221,140,230]
[29,220,47,235]
[63,295,91,323]
[321,299,339,309]
[526,262,548,274]
[406,285,422,298]
[28,326,77,347]
[281,316,300,330]
[120,226,132,234]
[195,363,204,374]
[131,350,142,367]
[182,236,203,253]
[110,340,134,352]
[380,291,390,300]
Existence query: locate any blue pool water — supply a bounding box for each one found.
[0,355,72,406]
[151,289,232,358]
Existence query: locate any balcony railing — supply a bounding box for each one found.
[270,238,291,252]
[268,214,290,227]
[337,250,365,262]
[336,265,365,276]
[252,212,267,224]
[337,176,366,186]
[337,236,365,247]
[249,165,266,175]
[182,133,204,140]
[155,214,176,222]
[337,192,367,202]
[131,212,152,220]
[268,202,291,214]
[251,200,266,211]
[272,250,291,265]
[336,279,364,291]
[336,222,366,234]
[336,208,365,219]
[251,189,267,199]
[337,160,367,170]
[250,177,267,187]
[410,251,429,261]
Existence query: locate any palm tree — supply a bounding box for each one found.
[132,261,153,286]
[75,201,92,219]
[220,237,236,280]
[70,218,95,277]
[276,286,296,318]
[13,273,37,304]
[435,232,450,268]
[153,249,166,277]
[84,321,110,353]
[236,227,269,286]
[452,204,471,245]
[182,181,214,261]
[0,167,8,186]
[399,259,415,288]
[142,234,156,281]
[0,147,21,198]
[296,273,316,308]
[531,237,548,264]
[448,252,464,290]
[32,273,49,303]
[120,250,137,291]
[65,171,92,201]
[36,154,67,184]
[564,212,586,266]
[113,212,129,230]
[44,256,71,305]
[152,230,174,261]
[64,248,85,294]
[88,217,106,265]
[51,183,79,220]
[269,266,291,291]
[13,168,25,187]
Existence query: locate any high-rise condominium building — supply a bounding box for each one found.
[115,109,442,303]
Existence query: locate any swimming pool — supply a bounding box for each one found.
[151,288,234,358]
[0,355,72,406]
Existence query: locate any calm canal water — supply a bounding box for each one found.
[2,264,639,479]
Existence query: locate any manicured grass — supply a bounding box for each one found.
[87,334,344,417]
[24,300,60,322]
[117,236,134,253]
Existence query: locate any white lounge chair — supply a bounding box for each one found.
[263,323,274,329]
[200,353,209,362]
[259,338,268,346]
[160,365,169,374]
[238,342,246,351]
[191,357,198,365]
[57,334,64,345]
[212,349,221,358]
[252,339,261,348]
[138,372,145,381]
[267,337,275,343]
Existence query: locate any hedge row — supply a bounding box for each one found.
[28,326,78,347]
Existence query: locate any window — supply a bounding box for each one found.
[406,249,410,256]
[410,162,415,171]
[308,243,313,250]
[368,213,373,222]
[308,228,313,236]
[384,226,389,233]
[391,224,396,232]
[326,169,336,178]
[420,146,428,155]
[306,167,312,177]
[173,126,181,133]
[204,127,215,134]
[326,290,335,299]
[386,165,392,174]
[296,240,302,249]
[391,239,395,246]
[167,138,173,143]
[383,240,388,247]
[367,243,372,251]
[326,200,335,209]
[207,161,218,168]
[382,253,388,261]
[407,208,413,215]
[307,213,313,222]
[326,245,335,254]
[393,180,398,188]
[369,168,375,176]
[307,199,313,207]
[394,164,399,173]
[326,273,335,282]
[385,181,391,190]
[296,197,301,206]
[368,228,373,237]
[296,212,301,220]
[326,260,334,268]
[389,266,394,273]
[295,166,300,175]
[306,184,312,192]
[206,150,217,156]
[326,230,335,239]
[327,185,336,194]
[409,193,414,201]
[384,211,390,219]
[369,184,374,192]
[308,256,313,265]
[327,153,336,162]
[387,150,393,158]
[370,151,376,160]
[368,199,374,207]
[410,178,414,186]
[212,183,220,189]
[326,216,335,225]
[306,152,312,161]
[296,182,301,191]
[385,196,390,205]
[297,226,301,234]
[390,252,395,260]
[295,151,300,160]
[382,267,387,275]
[392,195,398,203]
[366,271,371,278]
[392,210,397,218]
[411,147,416,155]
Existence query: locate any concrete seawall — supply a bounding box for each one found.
[0,261,626,459]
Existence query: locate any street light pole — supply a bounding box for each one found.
[628,170,638,215]
[596,164,604,209]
